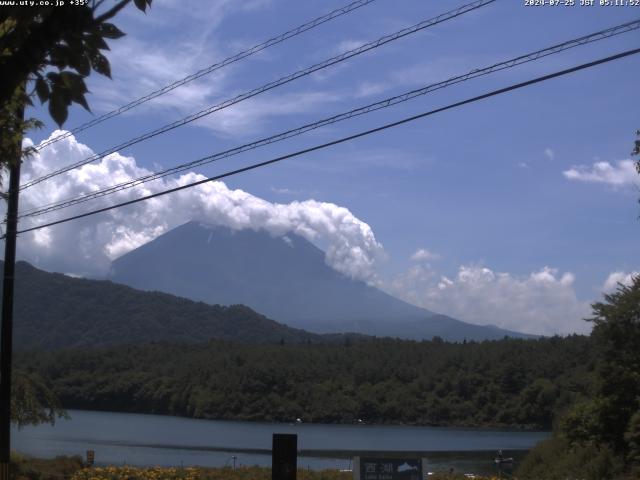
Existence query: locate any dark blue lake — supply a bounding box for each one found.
[13,410,549,474]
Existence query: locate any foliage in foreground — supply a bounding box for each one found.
[517,276,640,479]
[516,436,622,480]
[0,0,153,185]
[11,453,83,480]
[11,457,503,480]
[18,335,592,429]
[68,465,498,480]
[11,369,66,428]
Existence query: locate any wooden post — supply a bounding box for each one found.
[272,433,297,480]
[0,102,24,480]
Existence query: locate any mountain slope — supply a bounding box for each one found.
[3,261,324,350]
[109,221,532,341]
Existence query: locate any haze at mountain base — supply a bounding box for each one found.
[109,221,533,341]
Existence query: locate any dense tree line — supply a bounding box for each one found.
[17,335,591,430]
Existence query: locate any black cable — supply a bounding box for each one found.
[18,18,640,219]
[11,47,639,238]
[34,0,377,150]
[20,0,496,190]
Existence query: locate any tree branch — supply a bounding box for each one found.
[92,0,107,11]
[94,0,131,23]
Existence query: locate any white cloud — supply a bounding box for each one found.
[87,1,234,114]
[269,186,315,196]
[270,186,299,195]
[7,132,384,281]
[92,37,344,137]
[602,271,639,293]
[291,149,431,175]
[354,57,474,99]
[335,39,366,54]
[410,248,440,262]
[83,0,344,139]
[355,81,386,98]
[238,0,273,12]
[386,264,592,336]
[563,160,638,188]
[194,90,343,137]
[544,148,555,160]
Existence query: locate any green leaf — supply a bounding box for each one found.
[49,44,74,70]
[46,71,60,83]
[70,51,91,76]
[51,83,72,108]
[35,77,50,104]
[133,0,150,12]
[75,94,90,112]
[90,52,111,78]
[85,33,110,51]
[70,90,91,112]
[48,95,68,127]
[59,71,87,93]
[99,22,125,39]
[65,34,84,56]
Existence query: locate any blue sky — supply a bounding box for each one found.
[17,0,640,335]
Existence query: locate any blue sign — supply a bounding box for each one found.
[359,457,422,480]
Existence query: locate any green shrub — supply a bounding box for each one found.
[516,436,623,480]
[11,454,83,480]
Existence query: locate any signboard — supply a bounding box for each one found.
[355,457,423,480]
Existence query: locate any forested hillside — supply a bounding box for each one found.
[18,336,592,429]
[4,261,327,349]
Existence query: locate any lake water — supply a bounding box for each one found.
[13,410,549,474]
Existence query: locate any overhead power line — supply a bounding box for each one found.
[11,47,640,238]
[34,0,377,151]
[18,19,640,220]
[21,0,497,191]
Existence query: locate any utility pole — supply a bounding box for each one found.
[0,102,24,480]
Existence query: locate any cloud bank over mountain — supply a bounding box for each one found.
[11,131,383,281]
[3,131,634,336]
[386,263,592,336]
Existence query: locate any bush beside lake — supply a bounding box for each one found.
[12,453,84,480]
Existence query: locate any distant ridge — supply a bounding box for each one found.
[2,260,331,350]
[109,221,533,341]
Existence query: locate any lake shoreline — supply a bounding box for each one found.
[55,406,550,433]
[14,409,548,472]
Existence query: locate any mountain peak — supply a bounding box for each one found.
[109,221,533,341]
